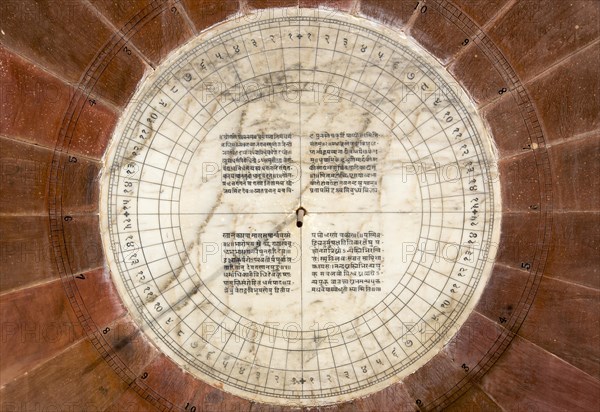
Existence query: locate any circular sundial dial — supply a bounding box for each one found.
[100,8,500,407]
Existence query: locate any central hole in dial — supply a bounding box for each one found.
[296,207,307,228]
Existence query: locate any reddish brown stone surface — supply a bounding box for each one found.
[519,276,600,380]
[0,47,71,150]
[247,0,299,9]
[0,0,149,108]
[181,0,240,33]
[0,0,115,85]
[251,403,292,412]
[358,0,416,28]
[89,0,194,65]
[409,2,474,64]
[63,214,104,270]
[73,267,126,329]
[69,98,118,160]
[481,92,536,158]
[475,264,531,324]
[545,212,600,289]
[351,382,414,412]
[0,279,84,386]
[548,134,600,211]
[528,43,600,144]
[130,7,194,65]
[93,50,148,108]
[497,151,543,212]
[448,42,507,105]
[88,0,162,28]
[0,215,57,292]
[448,0,511,27]
[0,46,118,159]
[444,384,503,412]
[101,316,160,376]
[75,32,149,109]
[487,0,600,81]
[0,136,51,214]
[0,136,101,215]
[0,214,104,293]
[495,212,542,270]
[0,338,129,411]
[105,387,162,412]
[401,351,466,409]
[442,312,508,375]
[299,0,356,11]
[480,336,600,411]
[60,158,101,215]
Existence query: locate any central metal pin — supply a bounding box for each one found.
[296,207,306,228]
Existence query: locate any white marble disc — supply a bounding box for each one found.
[100,8,501,407]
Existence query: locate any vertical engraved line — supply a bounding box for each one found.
[298,15,305,386]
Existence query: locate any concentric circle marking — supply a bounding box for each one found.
[100,9,501,406]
